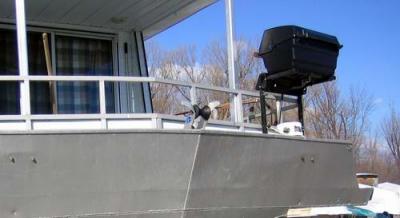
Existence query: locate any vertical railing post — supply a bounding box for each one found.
[276,99,281,124]
[190,85,197,105]
[225,0,242,124]
[99,79,107,129]
[15,0,31,129]
[235,92,243,123]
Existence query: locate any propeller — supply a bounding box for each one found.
[181,101,220,129]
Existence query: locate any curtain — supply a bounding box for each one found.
[0,29,51,115]
[55,36,114,114]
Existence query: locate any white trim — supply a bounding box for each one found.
[53,31,114,41]
[0,18,119,34]
[0,22,116,40]
[1,0,218,40]
[0,112,263,133]
[15,0,31,129]
[135,32,153,113]
[99,79,107,129]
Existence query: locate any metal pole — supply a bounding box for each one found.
[15,0,31,129]
[297,95,305,134]
[259,90,268,134]
[225,0,242,123]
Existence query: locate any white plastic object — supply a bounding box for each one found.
[276,122,304,137]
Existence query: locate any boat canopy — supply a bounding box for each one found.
[0,0,216,37]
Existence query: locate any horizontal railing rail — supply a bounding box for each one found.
[0,75,298,130]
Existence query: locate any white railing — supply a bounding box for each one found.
[0,75,297,131]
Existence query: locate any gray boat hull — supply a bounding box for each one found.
[0,130,370,218]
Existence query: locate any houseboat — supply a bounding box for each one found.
[0,0,370,217]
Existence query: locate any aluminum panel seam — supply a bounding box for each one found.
[182,134,202,217]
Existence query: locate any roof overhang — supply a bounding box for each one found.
[0,0,217,38]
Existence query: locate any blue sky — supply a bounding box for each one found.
[148,0,400,129]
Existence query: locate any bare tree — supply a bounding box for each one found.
[146,41,188,114]
[382,107,400,177]
[202,37,263,90]
[357,135,399,182]
[305,82,374,158]
[201,38,263,119]
[170,45,206,102]
[146,38,263,118]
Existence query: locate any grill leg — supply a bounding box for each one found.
[297,95,304,134]
[260,90,268,134]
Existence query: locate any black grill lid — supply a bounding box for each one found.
[255,25,342,95]
[258,25,341,58]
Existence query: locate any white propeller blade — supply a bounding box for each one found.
[208,101,220,111]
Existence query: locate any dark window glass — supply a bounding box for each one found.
[0,29,51,114]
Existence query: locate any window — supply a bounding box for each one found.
[0,28,115,114]
[0,29,51,114]
[55,35,115,114]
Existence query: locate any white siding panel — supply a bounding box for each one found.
[205,125,240,132]
[82,0,141,27]
[36,0,82,22]
[244,128,262,134]
[0,121,27,131]
[26,0,52,20]
[32,120,102,130]
[111,0,170,29]
[59,0,109,24]
[1,0,216,38]
[162,120,185,129]
[107,119,153,129]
